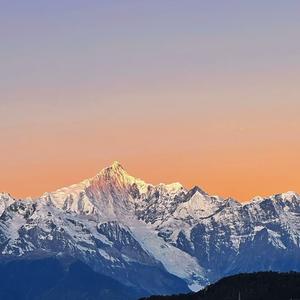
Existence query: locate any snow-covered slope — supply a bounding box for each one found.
[0,162,300,295]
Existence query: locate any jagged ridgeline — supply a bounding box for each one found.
[0,162,300,297]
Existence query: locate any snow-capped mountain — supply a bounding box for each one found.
[0,161,300,296]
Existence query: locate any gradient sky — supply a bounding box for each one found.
[1,1,300,201]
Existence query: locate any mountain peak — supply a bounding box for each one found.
[186,186,208,198]
[90,161,151,195]
[111,161,124,171]
[280,191,299,200]
[0,192,14,200]
[99,161,128,179]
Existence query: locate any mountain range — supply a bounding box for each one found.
[0,161,300,297]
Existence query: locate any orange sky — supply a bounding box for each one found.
[1,2,300,201]
[1,81,300,201]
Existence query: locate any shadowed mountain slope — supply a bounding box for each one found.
[0,257,143,300]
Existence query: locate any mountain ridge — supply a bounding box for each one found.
[2,161,298,205]
[0,161,300,296]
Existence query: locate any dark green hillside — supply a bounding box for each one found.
[141,272,300,300]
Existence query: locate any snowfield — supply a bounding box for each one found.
[0,162,300,294]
